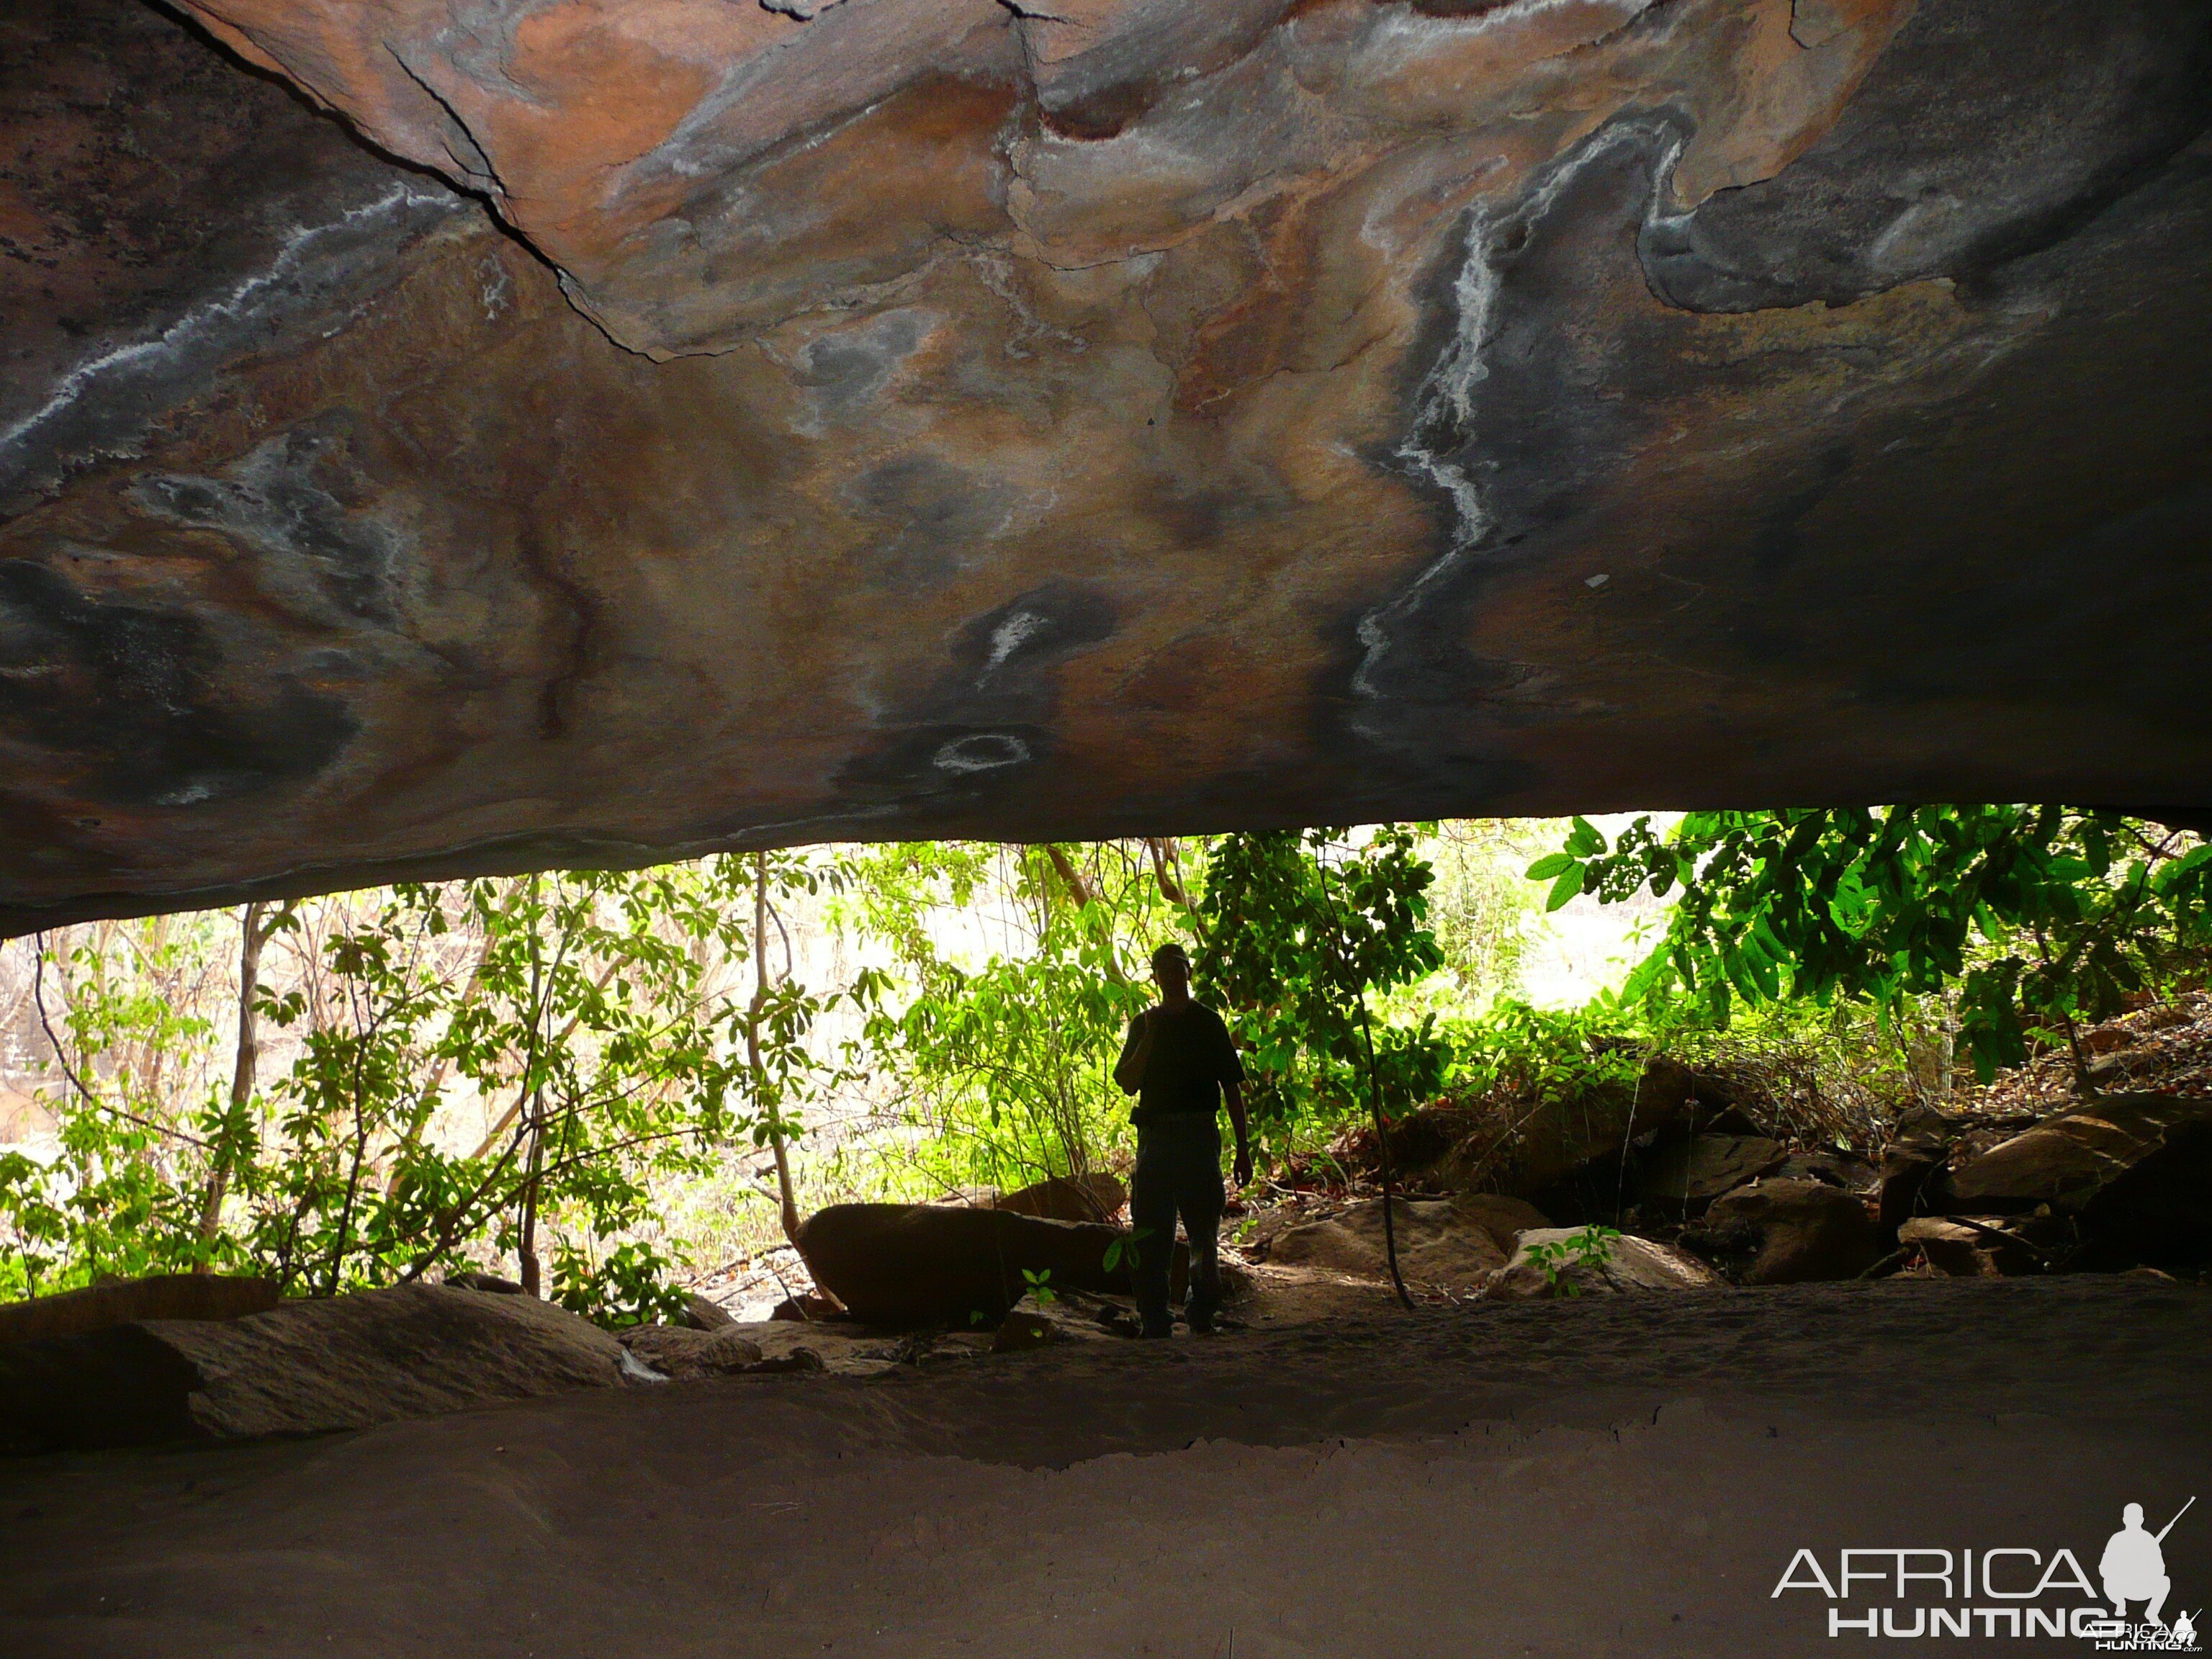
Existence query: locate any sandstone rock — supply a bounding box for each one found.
[8,1,2212,932]
[1441,1061,1698,1200]
[617,1323,766,1379]
[681,1292,735,1329]
[1773,1149,1881,1195]
[0,1285,630,1452]
[1266,1193,1548,1288]
[1696,1179,1881,1285]
[1485,1231,1723,1300]
[1895,1217,2042,1279]
[444,1271,524,1295]
[736,1321,890,1377]
[1640,1134,1786,1216]
[1451,1195,1555,1256]
[993,1172,1128,1223]
[1946,1093,2212,1262]
[795,1202,1167,1326]
[769,1292,845,1323]
[0,1274,277,1345]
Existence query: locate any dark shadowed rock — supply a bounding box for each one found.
[1439,1061,1698,1200]
[1640,1134,1786,1217]
[0,1274,277,1345]
[681,1292,735,1330]
[993,1172,1128,1223]
[796,1202,1169,1326]
[0,1285,630,1452]
[1696,1179,1881,1285]
[1946,1093,2212,1263]
[1878,1149,1948,1247]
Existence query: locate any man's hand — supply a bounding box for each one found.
[1224,1078,1252,1189]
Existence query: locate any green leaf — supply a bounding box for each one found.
[1565,817,1605,858]
[1545,866,1585,912]
[1526,853,1578,881]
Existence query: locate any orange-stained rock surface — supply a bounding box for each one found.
[2,0,2208,930]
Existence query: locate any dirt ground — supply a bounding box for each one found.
[2,1277,2206,1658]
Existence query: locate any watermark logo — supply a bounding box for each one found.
[1771,1497,2199,1648]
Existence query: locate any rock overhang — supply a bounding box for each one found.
[1,0,2208,933]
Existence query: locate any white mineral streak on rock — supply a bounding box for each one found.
[1354,119,1686,714]
[0,184,457,469]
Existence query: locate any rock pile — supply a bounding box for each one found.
[1291,1016,2212,1289]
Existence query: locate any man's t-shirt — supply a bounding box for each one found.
[1123,1002,1245,1123]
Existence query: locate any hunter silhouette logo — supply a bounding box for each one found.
[1771,1495,2200,1647]
[2103,1500,2189,1628]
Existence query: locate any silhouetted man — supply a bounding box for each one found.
[1115,942,1251,1338]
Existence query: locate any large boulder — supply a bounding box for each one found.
[796,1202,1173,1326]
[1485,1231,1722,1300]
[1694,1179,1882,1285]
[1640,1133,1786,1217]
[1267,1195,1547,1288]
[993,1172,1128,1223]
[1390,1061,1697,1200]
[0,1285,634,1453]
[0,1274,278,1344]
[1945,1093,2212,1262]
[1896,1217,2046,1278]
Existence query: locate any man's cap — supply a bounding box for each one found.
[1150,941,1190,968]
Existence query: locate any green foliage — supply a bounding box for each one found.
[1419,822,1551,1004]
[1525,1223,1620,1298]
[2,857,845,1321]
[1102,1226,1153,1274]
[1438,997,1654,1106]
[1197,827,1449,1150]
[837,842,1172,1193]
[552,1240,694,1328]
[1020,1267,1057,1304]
[1542,807,2212,1082]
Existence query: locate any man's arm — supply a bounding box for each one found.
[1225,1079,1252,1189]
[1112,1010,1153,1096]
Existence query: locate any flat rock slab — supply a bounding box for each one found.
[0,1285,631,1452]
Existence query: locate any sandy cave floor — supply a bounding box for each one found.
[1,1277,2208,1658]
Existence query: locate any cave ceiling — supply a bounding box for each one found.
[1,0,2208,932]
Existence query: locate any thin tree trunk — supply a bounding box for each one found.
[1145,837,1210,948]
[517,1082,546,1297]
[518,876,547,1295]
[1312,850,1413,1310]
[1043,843,1130,986]
[752,854,804,1248]
[197,902,267,1267]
